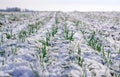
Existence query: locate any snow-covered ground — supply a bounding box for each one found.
[0,11,120,77]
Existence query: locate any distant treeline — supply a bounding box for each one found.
[0,7,34,12]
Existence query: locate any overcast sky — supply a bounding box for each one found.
[0,0,120,11]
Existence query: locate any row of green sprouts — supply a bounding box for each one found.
[63,24,74,41]
[72,19,120,76]
[30,18,59,77]
[87,31,115,65]
[88,31,102,52]
[18,21,41,42]
[83,29,120,76]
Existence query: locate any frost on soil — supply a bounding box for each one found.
[0,12,120,77]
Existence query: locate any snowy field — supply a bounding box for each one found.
[0,11,120,77]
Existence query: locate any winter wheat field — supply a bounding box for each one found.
[0,11,120,77]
